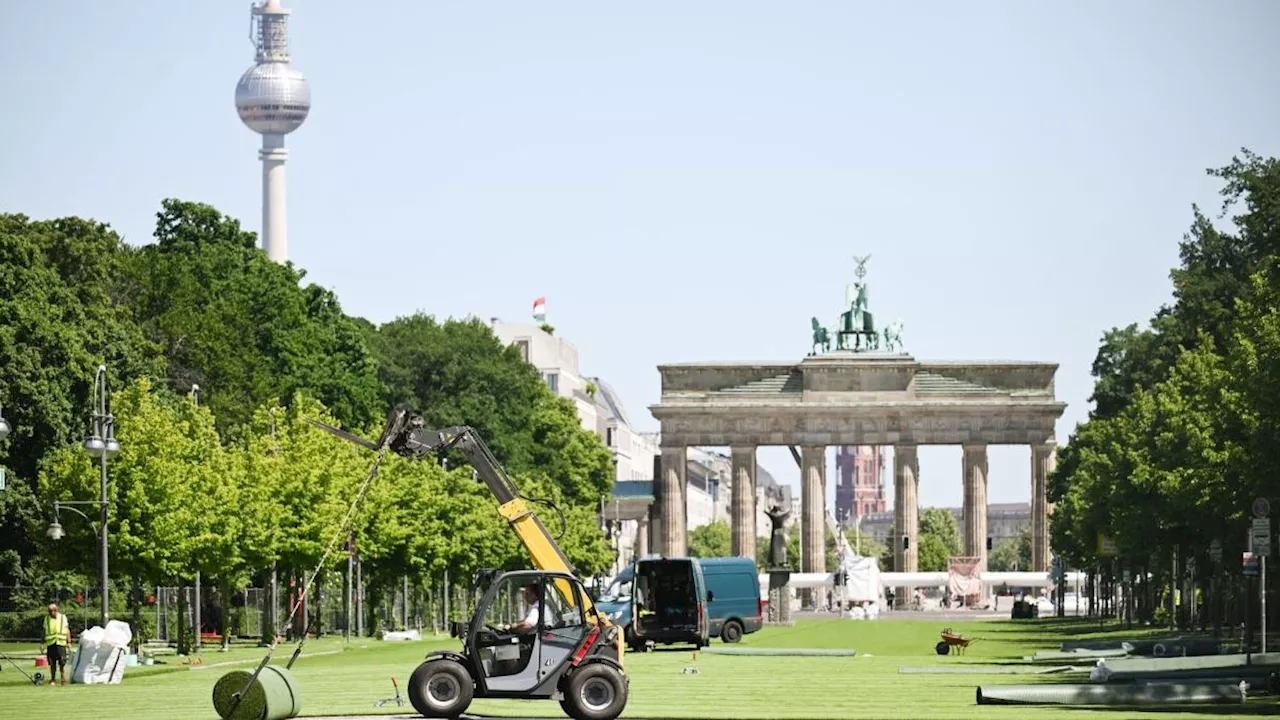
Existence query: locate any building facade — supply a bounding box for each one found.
[490,319,785,573]
[858,502,1031,549]
[491,321,600,433]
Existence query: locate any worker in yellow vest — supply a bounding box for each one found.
[41,603,72,686]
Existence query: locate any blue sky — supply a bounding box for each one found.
[3,1,1278,511]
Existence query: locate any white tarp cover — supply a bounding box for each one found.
[72,620,132,684]
[842,555,880,603]
[947,556,982,600]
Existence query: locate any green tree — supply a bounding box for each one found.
[38,378,240,587]
[917,534,951,573]
[916,507,961,572]
[688,520,731,558]
[1047,150,1280,628]
[246,394,368,581]
[0,214,161,583]
[366,314,614,505]
[127,199,383,434]
[987,528,1033,572]
[919,508,961,551]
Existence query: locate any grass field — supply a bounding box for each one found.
[0,617,1268,719]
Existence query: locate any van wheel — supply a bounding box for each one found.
[408,658,474,719]
[562,662,628,720]
[721,620,744,644]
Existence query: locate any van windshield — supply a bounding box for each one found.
[597,575,631,602]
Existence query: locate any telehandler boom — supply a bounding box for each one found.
[311,406,628,720]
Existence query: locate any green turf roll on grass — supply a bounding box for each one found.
[975,681,1247,706]
[899,665,1082,675]
[705,646,858,656]
[212,666,302,720]
[1062,636,1221,656]
[1028,648,1129,662]
[1093,652,1280,674]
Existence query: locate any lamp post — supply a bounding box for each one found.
[190,385,202,652]
[82,365,119,627]
[48,499,109,627]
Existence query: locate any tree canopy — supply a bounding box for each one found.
[1049,150,1280,627]
[0,198,619,639]
[916,507,962,572]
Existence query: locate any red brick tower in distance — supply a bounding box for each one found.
[835,446,886,523]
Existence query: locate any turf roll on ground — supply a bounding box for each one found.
[212,666,302,720]
[975,681,1248,706]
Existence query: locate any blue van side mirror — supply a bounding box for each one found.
[706,590,714,602]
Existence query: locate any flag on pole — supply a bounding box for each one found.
[532,297,546,322]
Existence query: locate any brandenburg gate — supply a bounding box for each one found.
[647,257,1066,575]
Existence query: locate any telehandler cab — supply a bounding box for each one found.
[311,407,628,720]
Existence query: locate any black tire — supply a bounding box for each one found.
[408,658,474,719]
[935,641,950,656]
[562,662,628,720]
[721,620,744,644]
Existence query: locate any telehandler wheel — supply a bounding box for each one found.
[561,662,628,720]
[408,658,474,719]
[721,620,744,643]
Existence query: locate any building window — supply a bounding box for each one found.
[606,427,615,447]
[544,372,559,393]
[515,339,530,363]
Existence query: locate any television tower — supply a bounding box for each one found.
[235,0,311,263]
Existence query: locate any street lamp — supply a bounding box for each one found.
[190,384,202,652]
[47,499,108,629]
[48,500,105,541]
[76,365,118,627]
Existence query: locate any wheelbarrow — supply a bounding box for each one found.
[935,627,978,656]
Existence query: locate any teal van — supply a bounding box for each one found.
[595,555,762,649]
[697,556,764,643]
[631,556,710,650]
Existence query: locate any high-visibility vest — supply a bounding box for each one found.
[44,613,68,646]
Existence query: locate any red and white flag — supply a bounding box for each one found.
[532,296,546,321]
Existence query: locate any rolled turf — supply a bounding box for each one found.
[212,666,301,720]
[975,681,1247,706]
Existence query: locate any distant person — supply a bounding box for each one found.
[42,602,72,686]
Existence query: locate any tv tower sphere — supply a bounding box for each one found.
[235,0,310,263]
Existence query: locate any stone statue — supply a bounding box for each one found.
[882,320,904,352]
[766,504,791,569]
[838,282,877,351]
[810,317,831,355]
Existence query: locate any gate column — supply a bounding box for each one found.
[730,446,757,559]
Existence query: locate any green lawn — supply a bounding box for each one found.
[0,618,1266,719]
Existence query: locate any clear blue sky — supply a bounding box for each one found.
[3,1,1278,512]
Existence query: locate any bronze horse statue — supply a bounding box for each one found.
[810,317,831,354]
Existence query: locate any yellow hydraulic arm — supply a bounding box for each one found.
[375,409,611,627]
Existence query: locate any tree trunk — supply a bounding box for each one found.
[315,571,324,638]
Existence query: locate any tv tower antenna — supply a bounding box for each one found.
[235,0,311,264]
